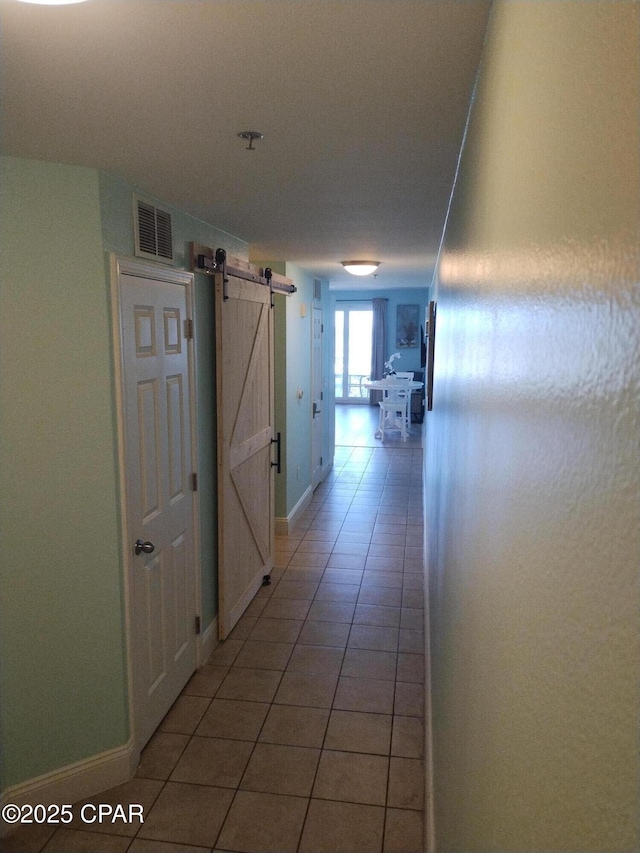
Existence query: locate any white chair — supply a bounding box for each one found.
[394,372,414,380]
[378,378,411,440]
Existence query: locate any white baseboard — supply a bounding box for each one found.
[1,615,224,839]
[0,741,137,836]
[224,570,267,639]
[199,615,219,665]
[275,485,313,536]
[423,543,436,852]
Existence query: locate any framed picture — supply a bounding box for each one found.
[396,304,419,348]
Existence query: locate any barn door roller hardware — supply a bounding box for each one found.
[189,243,296,295]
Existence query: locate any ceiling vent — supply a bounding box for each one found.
[134,197,174,264]
[313,278,322,301]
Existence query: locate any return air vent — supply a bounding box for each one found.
[313,278,322,301]
[134,197,174,264]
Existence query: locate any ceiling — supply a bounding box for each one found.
[0,0,492,289]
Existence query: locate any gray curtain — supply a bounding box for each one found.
[370,298,388,405]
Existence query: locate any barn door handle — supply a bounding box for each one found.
[134,539,155,555]
[271,432,281,473]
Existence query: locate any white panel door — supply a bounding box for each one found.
[311,307,324,489]
[216,272,275,639]
[117,265,197,751]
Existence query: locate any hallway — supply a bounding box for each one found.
[6,444,425,853]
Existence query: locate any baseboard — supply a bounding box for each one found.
[424,627,435,851]
[1,615,223,839]
[0,740,137,836]
[223,569,267,639]
[423,509,436,852]
[275,517,288,536]
[320,460,333,483]
[275,485,313,536]
[199,615,219,665]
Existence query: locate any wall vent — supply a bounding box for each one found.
[313,278,322,301]
[134,197,174,264]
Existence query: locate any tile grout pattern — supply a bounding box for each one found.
[6,445,425,853]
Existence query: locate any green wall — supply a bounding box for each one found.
[99,171,247,266]
[283,263,314,512]
[266,262,332,520]
[0,157,128,788]
[0,159,251,793]
[99,172,249,629]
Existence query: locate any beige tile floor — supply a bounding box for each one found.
[5,445,425,853]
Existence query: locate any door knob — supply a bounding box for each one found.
[134,539,155,555]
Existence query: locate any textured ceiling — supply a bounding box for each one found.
[0,0,491,288]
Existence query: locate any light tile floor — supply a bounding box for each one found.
[6,445,425,853]
[335,403,423,448]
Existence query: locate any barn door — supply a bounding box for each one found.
[215,272,275,638]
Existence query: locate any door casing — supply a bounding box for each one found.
[334,301,373,404]
[311,306,324,489]
[110,255,202,757]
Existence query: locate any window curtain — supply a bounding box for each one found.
[370,298,388,405]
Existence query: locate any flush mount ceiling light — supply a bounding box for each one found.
[342,261,380,276]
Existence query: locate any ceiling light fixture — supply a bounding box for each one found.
[16,0,91,4]
[237,131,264,151]
[342,261,380,276]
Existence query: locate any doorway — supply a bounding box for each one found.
[112,257,199,752]
[334,302,372,403]
[311,306,324,489]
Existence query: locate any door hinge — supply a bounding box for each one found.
[184,318,194,339]
[192,472,198,491]
[320,456,323,465]
[321,323,324,333]
[195,615,201,635]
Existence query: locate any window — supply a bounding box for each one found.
[335,303,373,403]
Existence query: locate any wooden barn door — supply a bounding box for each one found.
[215,272,275,638]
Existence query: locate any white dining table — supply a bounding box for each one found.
[364,379,424,393]
[364,378,424,440]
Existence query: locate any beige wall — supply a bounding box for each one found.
[427,2,639,850]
